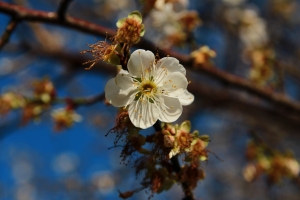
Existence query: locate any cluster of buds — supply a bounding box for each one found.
[51,107,82,131]
[22,79,57,124]
[0,92,26,115]
[243,140,299,184]
[81,11,145,70]
[32,78,56,104]
[247,48,276,86]
[115,11,145,45]
[191,45,217,67]
[161,121,210,162]
[21,104,43,125]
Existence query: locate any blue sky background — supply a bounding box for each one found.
[0,0,300,200]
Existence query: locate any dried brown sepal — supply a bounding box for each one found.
[179,164,205,190]
[81,41,121,69]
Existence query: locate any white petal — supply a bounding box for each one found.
[128,99,159,129]
[156,57,186,76]
[105,78,136,107]
[128,49,155,77]
[115,71,134,91]
[158,72,188,97]
[178,90,194,106]
[157,96,182,123]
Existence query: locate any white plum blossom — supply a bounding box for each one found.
[105,49,194,129]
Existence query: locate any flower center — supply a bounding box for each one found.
[139,80,157,97]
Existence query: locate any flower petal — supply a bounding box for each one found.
[115,70,135,91]
[128,49,155,77]
[156,57,186,76]
[128,99,159,129]
[178,89,194,106]
[157,96,182,123]
[158,72,188,97]
[105,78,136,107]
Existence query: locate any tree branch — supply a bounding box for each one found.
[0,17,20,50]
[0,1,300,116]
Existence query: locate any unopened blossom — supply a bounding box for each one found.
[32,79,56,103]
[105,49,194,129]
[248,48,275,86]
[191,46,216,66]
[51,108,82,131]
[115,11,145,45]
[239,8,269,49]
[0,92,25,114]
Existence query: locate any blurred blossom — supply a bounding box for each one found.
[0,92,26,115]
[270,0,297,20]
[222,0,246,6]
[239,8,269,49]
[243,163,258,182]
[224,7,242,24]
[12,161,33,183]
[285,158,300,177]
[191,46,216,66]
[148,1,200,47]
[151,3,180,35]
[155,0,188,12]
[93,0,130,19]
[15,184,36,200]
[53,152,79,174]
[103,0,129,11]
[247,48,275,86]
[51,108,82,131]
[91,171,115,194]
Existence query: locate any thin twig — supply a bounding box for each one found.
[0,17,20,50]
[0,2,300,116]
[57,0,73,20]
